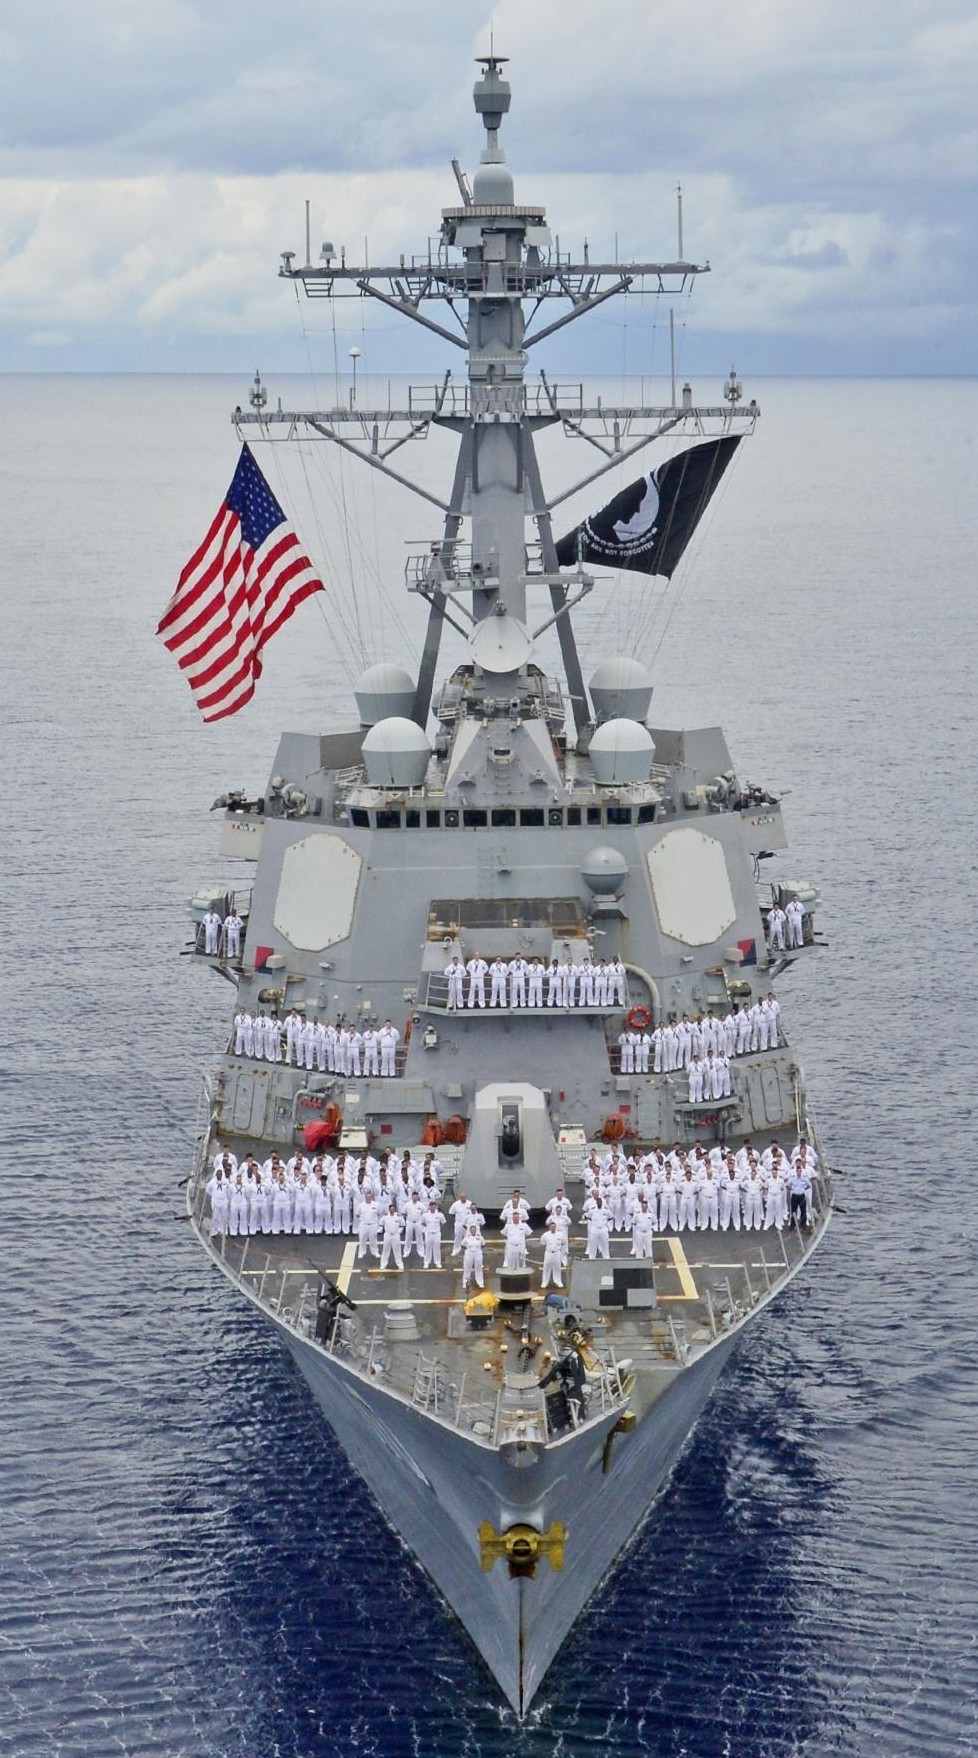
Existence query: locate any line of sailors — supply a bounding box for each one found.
[444,954,628,1010]
[201,909,245,958]
[205,1135,819,1293]
[205,1146,448,1257]
[617,997,783,1080]
[767,898,806,951]
[231,1010,401,1076]
[577,1140,820,1245]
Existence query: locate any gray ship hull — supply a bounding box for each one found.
[281,1319,739,1712]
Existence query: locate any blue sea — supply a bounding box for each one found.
[2,373,976,1757]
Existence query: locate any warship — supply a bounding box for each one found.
[178,57,833,1715]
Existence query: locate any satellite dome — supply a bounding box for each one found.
[581,846,629,896]
[589,718,656,785]
[472,150,515,206]
[362,717,431,788]
[354,662,417,726]
[589,657,653,724]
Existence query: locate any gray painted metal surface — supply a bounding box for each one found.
[185,56,833,1716]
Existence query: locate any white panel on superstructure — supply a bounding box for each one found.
[647,827,736,946]
[273,833,363,950]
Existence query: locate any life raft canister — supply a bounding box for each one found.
[421,1117,444,1148]
[602,1114,626,1143]
[443,1114,467,1146]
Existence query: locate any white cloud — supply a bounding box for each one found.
[1,0,976,371]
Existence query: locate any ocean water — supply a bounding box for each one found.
[2,373,976,1758]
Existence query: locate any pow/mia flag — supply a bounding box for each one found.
[554,435,740,578]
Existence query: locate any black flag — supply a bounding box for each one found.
[554,436,740,578]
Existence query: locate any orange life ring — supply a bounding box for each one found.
[421,1117,444,1148]
[603,1114,626,1143]
[443,1114,467,1146]
[625,1005,652,1032]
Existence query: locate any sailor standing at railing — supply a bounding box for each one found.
[223,910,243,958]
[362,1025,380,1075]
[527,957,544,1007]
[489,957,509,1007]
[786,897,805,947]
[285,1008,303,1064]
[508,954,528,1007]
[768,903,787,950]
[608,956,627,1006]
[202,908,221,954]
[546,958,565,1007]
[378,1020,399,1076]
[233,1010,251,1056]
[466,954,488,1007]
[445,956,466,1008]
[206,1166,231,1236]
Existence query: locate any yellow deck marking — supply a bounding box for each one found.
[335,1242,358,1297]
[666,1236,698,1300]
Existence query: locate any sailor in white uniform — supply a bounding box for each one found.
[445,956,466,1009]
[466,956,488,1008]
[618,1029,635,1073]
[202,909,221,955]
[546,959,565,1007]
[362,1026,380,1076]
[402,1193,426,1260]
[462,1223,485,1291]
[786,897,805,948]
[527,958,544,1008]
[206,1167,231,1236]
[585,1197,611,1260]
[378,1021,399,1077]
[630,1198,655,1258]
[500,1191,530,1228]
[508,955,528,1008]
[768,904,787,950]
[357,1193,381,1258]
[379,1204,405,1270]
[489,958,509,1007]
[421,1202,446,1268]
[223,912,243,958]
[502,1216,532,1270]
[540,1220,565,1289]
[608,957,627,1006]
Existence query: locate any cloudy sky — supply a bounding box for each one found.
[2,0,975,375]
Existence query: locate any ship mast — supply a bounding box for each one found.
[236,57,756,737]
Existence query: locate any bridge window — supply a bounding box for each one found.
[463,808,488,827]
[491,808,517,827]
[520,807,545,827]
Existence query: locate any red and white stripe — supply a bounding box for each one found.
[158,505,323,721]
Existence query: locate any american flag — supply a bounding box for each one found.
[158,444,324,721]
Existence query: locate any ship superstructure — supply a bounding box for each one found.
[184,58,832,1714]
